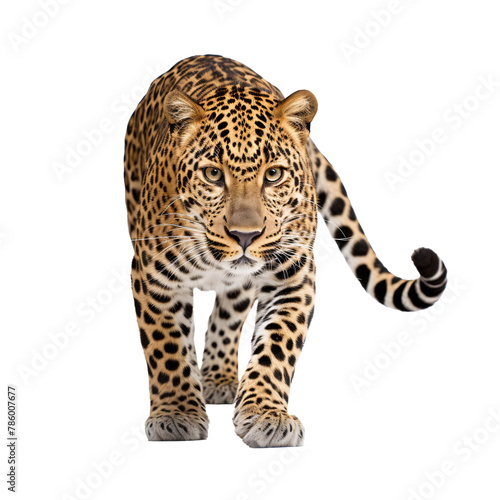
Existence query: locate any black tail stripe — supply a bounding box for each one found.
[393,282,409,311]
[419,281,447,297]
[424,267,447,286]
[374,280,387,304]
[408,282,432,309]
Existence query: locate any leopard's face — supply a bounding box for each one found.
[162,86,318,275]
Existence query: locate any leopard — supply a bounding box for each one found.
[124,54,447,448]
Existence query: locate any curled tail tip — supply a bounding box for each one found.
[411,247,443,280]
[375,247,447,312]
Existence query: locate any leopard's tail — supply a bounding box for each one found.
[307,140,447,311]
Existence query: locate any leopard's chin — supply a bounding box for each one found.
[232,255,254,266]
[221,254,265,276]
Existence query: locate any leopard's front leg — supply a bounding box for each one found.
[233,265,315,448]
[132,258,208,441]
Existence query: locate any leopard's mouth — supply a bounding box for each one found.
[222,253,266,275]
[232,255,254,266]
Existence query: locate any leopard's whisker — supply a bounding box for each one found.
[160,195,185,216]
[149,222,205,233]
[151,236,203,253]
[151,238,200,261]
[135,234,202,243]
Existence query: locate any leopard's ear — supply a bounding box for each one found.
[164,90,205,139]
[275,90,318,144]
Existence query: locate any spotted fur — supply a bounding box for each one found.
[124,55,447,447]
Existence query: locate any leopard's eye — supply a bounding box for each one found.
[203,167,223,183]
[265,167,284,183]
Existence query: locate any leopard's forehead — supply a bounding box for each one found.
[192,85,300,181]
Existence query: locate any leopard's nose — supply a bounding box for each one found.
[225,227,265,251]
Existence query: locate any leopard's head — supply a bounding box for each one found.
[162,85,318,275]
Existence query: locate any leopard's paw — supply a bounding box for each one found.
[145,411,208,441]
[233,407,304,448]
[203,381,239,404]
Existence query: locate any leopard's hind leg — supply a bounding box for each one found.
[201,282,256,404]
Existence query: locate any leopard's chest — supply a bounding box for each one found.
[193,268,251,293]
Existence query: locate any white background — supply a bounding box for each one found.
[2,0,500,499]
